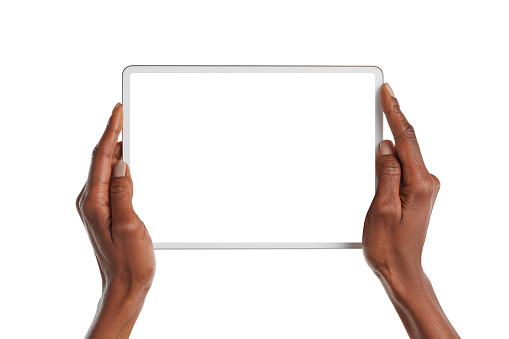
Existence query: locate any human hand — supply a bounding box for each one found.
[362,83,459,338]
[76,103,155,339]
[363,83,439,281]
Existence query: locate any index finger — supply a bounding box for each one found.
[87,103,123,190]
[380,83,429,184]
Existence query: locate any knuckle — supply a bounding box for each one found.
[401,122,416,140]
[430,174,441,191]
[389,103,418,143]
[378,202,400,219]
[79,195,97,217]
[75,193,82,215]
[379,158,401,176]
[413,176,435,198]
[391,101,402,113]
[91,144,112,160]
[113,220,143,237]
[369,200,400,222]
[110,179,132,195]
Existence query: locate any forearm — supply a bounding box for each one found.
[378,266,460,339]
[86,283,150,339]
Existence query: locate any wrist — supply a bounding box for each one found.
[374,261,427,304]
[103,277,152,301]
[86,280,151,339]
[100,279,151,320]
[375,264,447,329]
[376,265,460,338]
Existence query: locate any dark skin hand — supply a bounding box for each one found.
[363,83,460,338]
[76,103,155,339]
[75,89,458,338]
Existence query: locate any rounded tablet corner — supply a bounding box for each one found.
[368,66,384,84]
[122,65,136,79]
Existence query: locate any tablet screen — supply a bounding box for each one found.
[127,69,377,243]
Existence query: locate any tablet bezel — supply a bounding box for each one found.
[122,65,383,250]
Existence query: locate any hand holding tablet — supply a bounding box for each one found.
[363,84,459,338]
[76,71,459,338]
[76,103,155,338]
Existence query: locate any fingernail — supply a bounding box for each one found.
[113,160,127,177]
[379,140,394,155]
[384,83,395,98]
[112,102,122,114]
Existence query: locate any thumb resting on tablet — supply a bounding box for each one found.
[363,83,460,338]
[76,103,155,339]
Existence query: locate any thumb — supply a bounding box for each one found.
[110,160,136,223]
[375,140,401,201]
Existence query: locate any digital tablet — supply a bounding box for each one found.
[122,65,383,249]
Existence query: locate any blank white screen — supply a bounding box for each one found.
[129,72,375,243]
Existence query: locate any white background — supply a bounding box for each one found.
[130,72,374,243]
[0,1,508,338]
